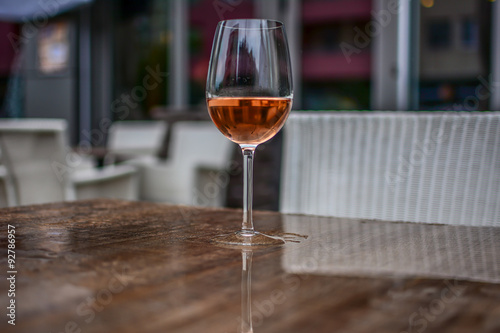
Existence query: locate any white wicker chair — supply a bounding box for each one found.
[280,112,500,226]
[104,120,167,165]
[0,119,138,206]
[127,121,233,207]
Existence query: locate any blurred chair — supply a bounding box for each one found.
[104,120,167,165]
[280,112,500,226]
[0,119,138,206]
[127,121,233,206]
[0,164,16,207]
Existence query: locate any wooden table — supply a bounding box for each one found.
[1,200,499,333]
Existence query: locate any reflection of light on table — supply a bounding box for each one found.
[282,214,500,283]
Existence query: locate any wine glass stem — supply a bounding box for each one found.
[241,145,257,234]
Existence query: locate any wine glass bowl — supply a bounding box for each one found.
[207,97,291,145]
[206,19,293,246]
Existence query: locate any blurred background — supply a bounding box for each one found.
[0,0,498,210]
[1,0,498,136]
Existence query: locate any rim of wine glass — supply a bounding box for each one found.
[218,19,284,30]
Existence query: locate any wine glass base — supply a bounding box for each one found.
[211,231,285,247]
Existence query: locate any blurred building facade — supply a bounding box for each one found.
[0,0,499,144]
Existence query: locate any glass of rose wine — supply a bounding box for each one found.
[206,19,293,246]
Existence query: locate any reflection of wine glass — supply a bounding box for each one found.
[206,19,293,246]
[240,250,253,333]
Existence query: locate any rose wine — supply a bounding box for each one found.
[207,97,292,145]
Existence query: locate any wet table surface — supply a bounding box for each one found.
[1,199,500,333]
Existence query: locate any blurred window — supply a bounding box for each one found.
[301,0,372,110]
[461,18,479,49]
[419,0,491,111]
[428,20,451,50]
[113,0,170,119]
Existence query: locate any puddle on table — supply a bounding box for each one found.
[210,231,308,250]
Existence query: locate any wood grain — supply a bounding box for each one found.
[0,199,499,333]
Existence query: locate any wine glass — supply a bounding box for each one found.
[206,19,293,246]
